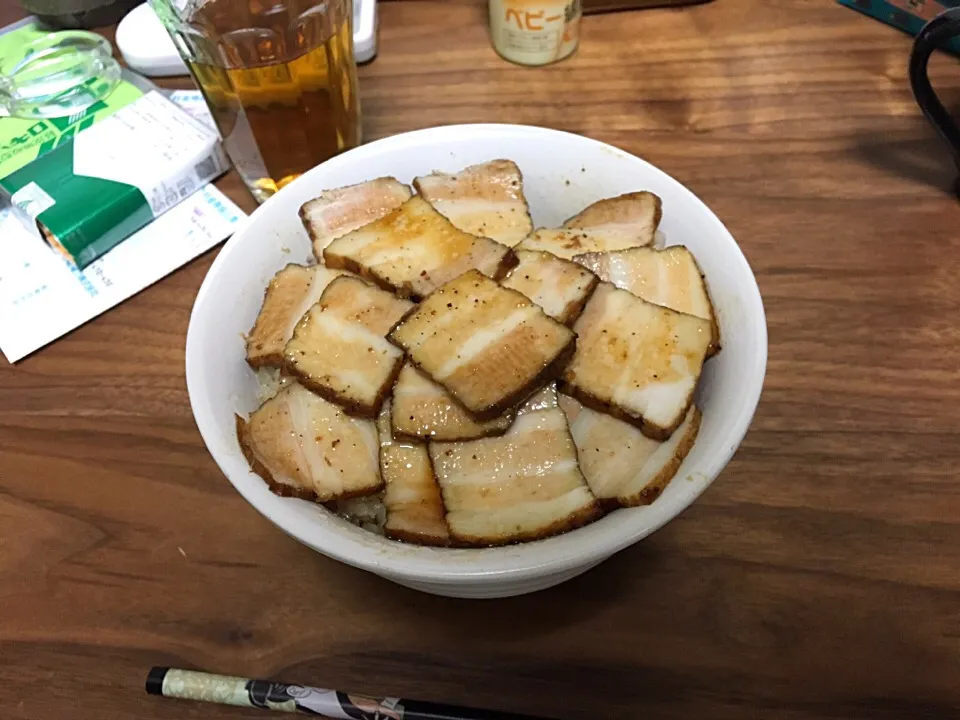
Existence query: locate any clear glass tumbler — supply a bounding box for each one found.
[150,0,361,203]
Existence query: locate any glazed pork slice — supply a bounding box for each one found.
[391,363,514,441]
[563,190,662,246]
[413,159,533,246]
[559,282,711,440]
[501,249,598,324]
[430,386,601,546]
[388,270,576,419]
[237,382,381,501]
[323,196,517,300]
[299,177,412,259]
[516,228,652,260]
[284,275,413,417]
[559,394,701,507]
[573,245,719,354]
[376,402,450,545]
[245,265,343,368]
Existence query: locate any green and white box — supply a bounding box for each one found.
[0,90,229,269]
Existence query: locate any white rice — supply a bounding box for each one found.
[255,366,289,403]
[333,494,387,535]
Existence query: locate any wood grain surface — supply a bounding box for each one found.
[3,1,960,718]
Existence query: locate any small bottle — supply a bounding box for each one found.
[488,0,582,67]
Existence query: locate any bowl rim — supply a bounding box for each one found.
[186,123,768,584]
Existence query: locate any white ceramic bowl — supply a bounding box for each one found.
[186,124,767,599]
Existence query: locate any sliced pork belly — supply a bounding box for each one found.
[237,383,381,501]
[323,196,517,300]
[413,159,533,246]
[245,265,342,368]
[573,245,719,354]
[516,228,651,260]
[391,363,514,441]
[563,191,662,247]
[388,270,575,419]
[559,394,701,506]
[501,249,598,324]
[299,177,412,259]
[559,282,711,440]
[284,276,413,417]
[376,403,450,545]
[429,386,601,546]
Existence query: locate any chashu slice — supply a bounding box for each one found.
[559,394,701,507]
[573,245,719,354]
[237,382,381,502]
[323,196,517,300]
[502,249,599,325]
[430,386,601,546]
[413,159,533,247]
[377,402,450,545]
[284,275,413,417]
[299,177,412,259]
[388,270,576,419]
[516,228,652,260]
[246,265,343,368]
[559,282,711,441]
[563,191,662,246]
[391,363,514,441]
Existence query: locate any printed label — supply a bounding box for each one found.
[72,91,227,217]
[489,0,580,64]
[0,185,244,363]
[170,90,217,130]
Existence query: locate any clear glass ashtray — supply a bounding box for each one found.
[0,30,121,119]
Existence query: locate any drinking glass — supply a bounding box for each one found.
[150,0,361,203]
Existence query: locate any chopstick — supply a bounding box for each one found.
[146,667,556,720]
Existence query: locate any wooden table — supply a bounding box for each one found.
[3,2,960,718]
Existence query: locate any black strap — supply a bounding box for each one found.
[909,8,960,183]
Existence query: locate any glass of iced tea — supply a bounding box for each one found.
[150,0,361,203]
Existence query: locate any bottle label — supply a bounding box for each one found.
[489,0,581,65]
